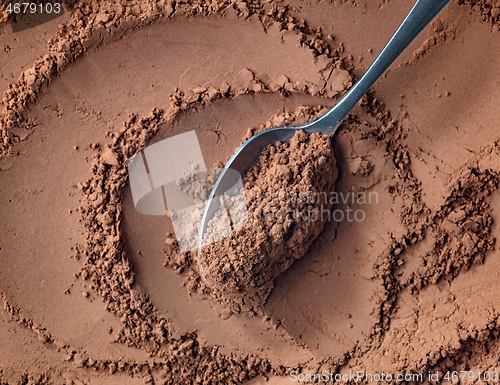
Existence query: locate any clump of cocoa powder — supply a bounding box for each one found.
[197,130,337,307]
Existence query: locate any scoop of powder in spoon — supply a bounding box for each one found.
[198,130,338,299]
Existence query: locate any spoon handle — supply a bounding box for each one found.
[310,0,451,133]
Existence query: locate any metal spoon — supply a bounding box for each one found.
[198,0,451,251]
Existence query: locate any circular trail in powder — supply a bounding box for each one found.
[0,6,359,380]
[0,0,500,384]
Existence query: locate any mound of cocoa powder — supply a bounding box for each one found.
[198,130,338,297]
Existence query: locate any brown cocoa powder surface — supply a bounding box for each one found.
[0,0,499,384]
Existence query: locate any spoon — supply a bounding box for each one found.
[198,0,451,252]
